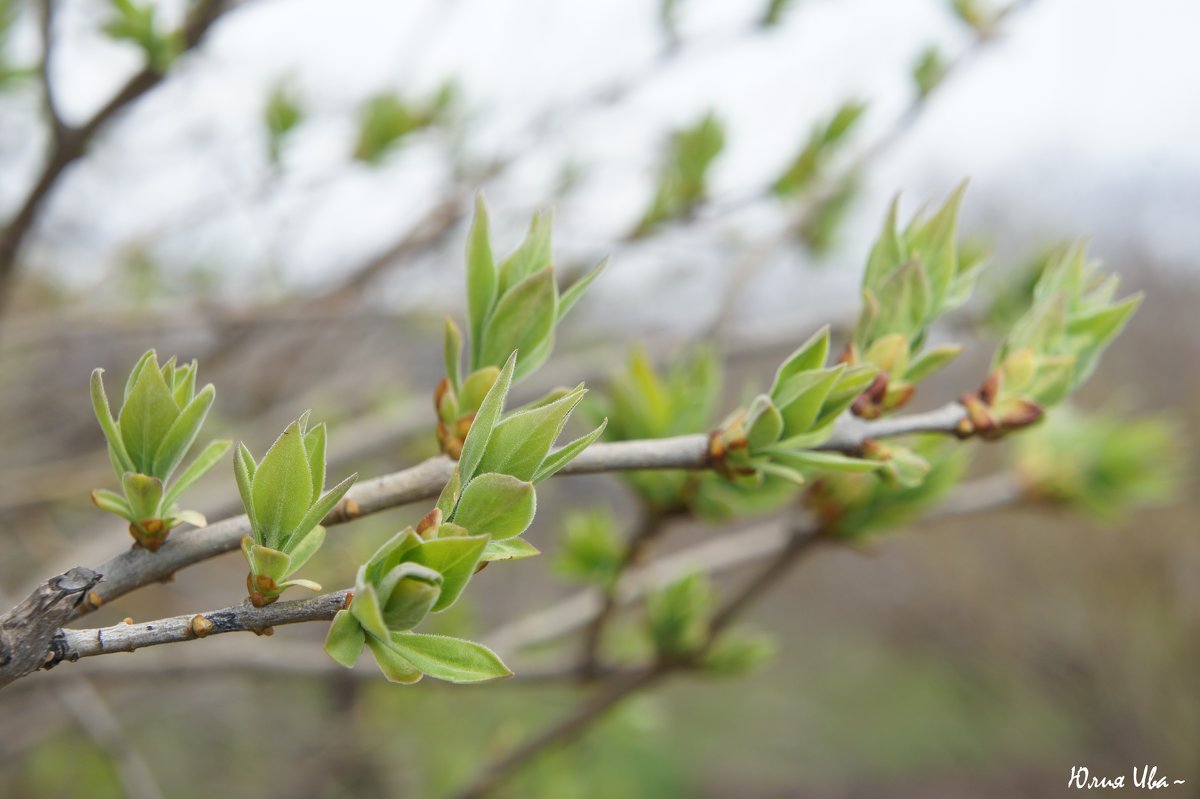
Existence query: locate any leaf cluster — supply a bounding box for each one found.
[234,413,357,606]
[90,350,230,550]
[635,112,726,236]
[437,196,604,456]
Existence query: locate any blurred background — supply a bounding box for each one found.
[0,0,1197,796]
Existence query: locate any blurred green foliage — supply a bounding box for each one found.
[635,112,725,236]
[353,83,456,163]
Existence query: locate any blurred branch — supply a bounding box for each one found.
[456,523,828,799]
[0,0,242,314]
[578,507,671,678]
[36,0,66,143]
[70,403,968,621]
[54,668,165,799]
[709,0,1041,340]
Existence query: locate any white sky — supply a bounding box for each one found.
[0,0,1197,330]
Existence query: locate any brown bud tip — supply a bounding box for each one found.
[86,591,104,609]
[416,507,443,537]
[979,370,1001,406]
[188,615,214,639]
[434,376,452,411]
[835,342,857,366]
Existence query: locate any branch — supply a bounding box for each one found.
[73,404,966,620]
[13,473,1021,688]
[0,567,100,687]
[36,0,66,143]
[51,591,351,664]
[0,0,239,312]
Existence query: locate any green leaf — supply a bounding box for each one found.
[557,257,607,320]
[276,577,322,593]
[303,422,327,500]
[250,421,314,550]
[478,266,558,379]
[481,537,541,562]
[770,326,830,398]
[443,316,464,392]
[746,395,784,451]
[122,472,164,520]
[366,636,423,684]
[233,442,258,536]
[283,473,357,553]
[452,473,536,540]
[435,468,463,518]
[169,509,206,528]
[466,194,496,365]
[366,528,423,584]
[459,366,499,414]
[119,353,179,475]
[905,344,962,383]
[777,450,882,473]
[324,609,366,668]
[406,535,488,612]
[533,419,607,483]
[284,524,325,576]
[476,386,586,481]
[498,210,553,293]
[776,366,844,435]
[123,350,157,405]
[151,383,215,481]
[350,577,390,640]
[378,562,443,631]
[92,489,134,521]
[387,632,512,683]
[458,352,516,483]
[246,543,292,582]
[91,369,134,475]
[163,439,230,510]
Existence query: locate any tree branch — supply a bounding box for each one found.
[71,403,966,620]
[50,591,351,664]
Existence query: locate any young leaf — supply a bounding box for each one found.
[770,326,831,398]
[466,194,496,364]
[406,535,489,612]
[387,632,512,683]
[443,316,464,392]
[458,352,517,483]
[481,537,541,562]
[303,422,327,500]
[122,472,164,520]
[776,450,882,473]
[324,609,366,668]
[151,383,215,481]
[284,525,325,577]
[91,489,134,520]
[476,386,586,481]
[163,439,230,510]
[250,422,314,550]
[119,354,178,473]
[91,369,135,474]
[233,443,258,534]
[452,473,536,540]
[350,578,391,641]
[557,257,607,320]
[366,636,423,684]
[282,472,357,553]
[498,210,553,293]
[533,419,607,483]
[478,266,558,377]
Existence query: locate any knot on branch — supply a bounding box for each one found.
[0,566,102,687]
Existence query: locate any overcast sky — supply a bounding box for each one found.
[0,0,1196,329]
